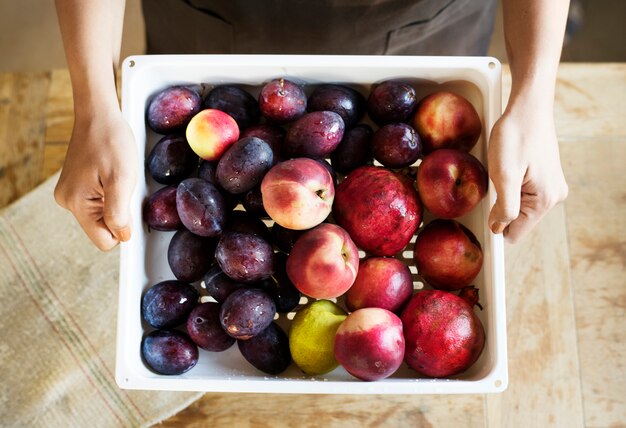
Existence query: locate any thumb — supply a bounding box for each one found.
[102,176,135,242]
[488,176,522,235]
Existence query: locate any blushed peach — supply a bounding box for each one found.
[334,307,405,381]
[286,223,358,299]
[261,158,334,230]
[186,109,239,161]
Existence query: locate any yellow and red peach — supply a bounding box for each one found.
[334,307,405,381]
[261,158,334,230]
[286,223,359,299]
[186,109,239,161]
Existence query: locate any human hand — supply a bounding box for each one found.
[487,101,568,243]
[54,110,138,251]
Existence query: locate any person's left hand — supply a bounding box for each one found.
[487,98,569,243]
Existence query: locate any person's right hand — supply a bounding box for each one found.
[54,109,138,251]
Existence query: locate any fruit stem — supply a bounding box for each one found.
[278,78,285,96]
[458,286,483,310]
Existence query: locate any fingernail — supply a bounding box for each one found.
[491,221,507,234]
[116,227,131,242]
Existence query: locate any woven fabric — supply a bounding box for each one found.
[0,173,202,427]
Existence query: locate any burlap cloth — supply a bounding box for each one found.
[0,172,203,427]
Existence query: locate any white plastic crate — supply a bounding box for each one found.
[116,55,507,394]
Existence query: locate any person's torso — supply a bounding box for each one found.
[143,0,497,56]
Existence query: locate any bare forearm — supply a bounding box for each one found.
[502,0,570,110]
[54,0,126,118]
[487,0,570,242]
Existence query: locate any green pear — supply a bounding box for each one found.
[289,300,347,376]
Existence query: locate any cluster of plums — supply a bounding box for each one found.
[140,76,488,380]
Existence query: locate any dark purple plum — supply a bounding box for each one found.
[146,134,198,185]
[241,186,268,218]
[270,223,306,254]
[257,252,301,313]
[176,178,226,237]
[284,111,345,158]
[216,137,274,194]
[371,123,422,168]
[146,85,202,134]
[258,78,307,124]
[143,186,181,231]
[240,124,286,164]
[224,210,271,241]
[330,124,374,174]
[215,232,275,283]
[201,265,247,302]
[167,229,216,282]
[203,85,260,130]
[186,302,235,352]
[197,160,217,184]
[219,187,240,213]
[220,288,276,340]
[367,80,418,126]
[238,322,291,375]
[307,84,367,128]
[141,329,198,375]
[141,280,198,329]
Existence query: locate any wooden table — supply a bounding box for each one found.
[1,64,624,427]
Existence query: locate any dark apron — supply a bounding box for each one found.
[142,0,497,56]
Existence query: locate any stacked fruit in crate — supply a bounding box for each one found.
[140,78,488,381]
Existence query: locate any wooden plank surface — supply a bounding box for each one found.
[554,64,626,138]
[561,137,626,427]
[556,64,626,428]
[0,71,50,207]
[160,394,485,427]
[1,64,624,428]
[484,204,584,428]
